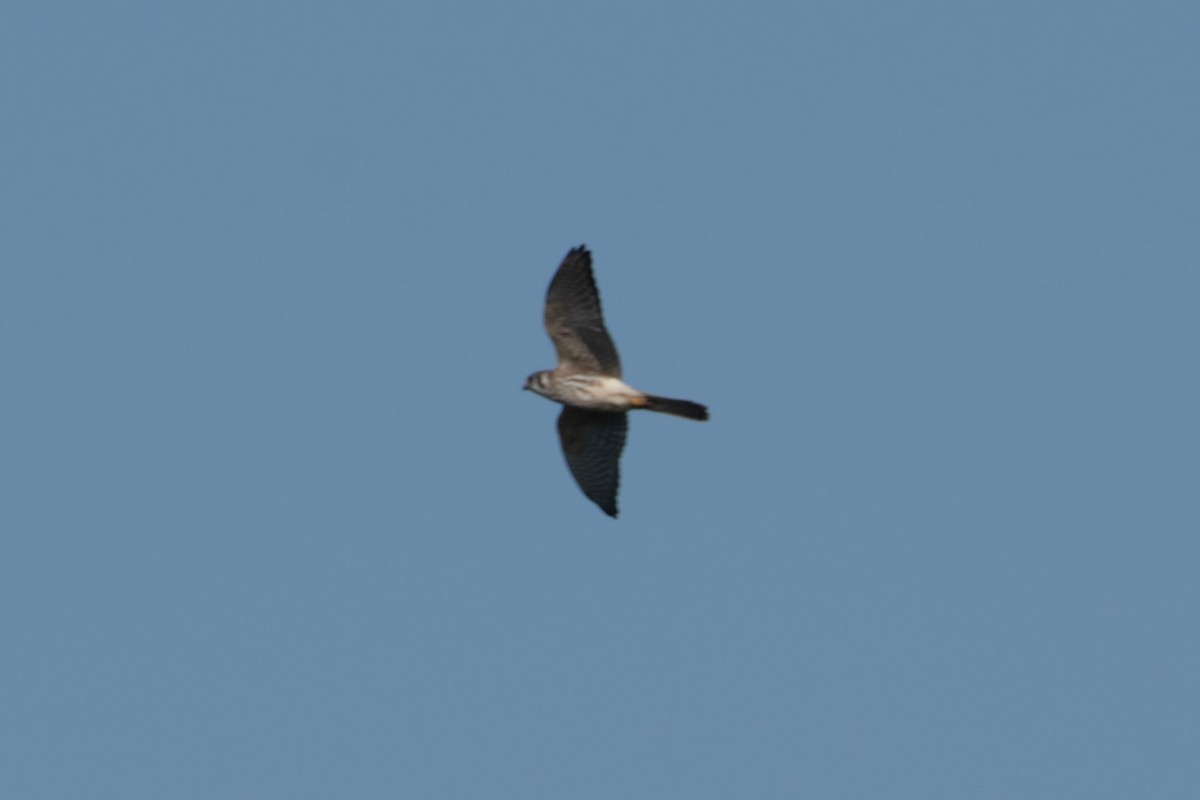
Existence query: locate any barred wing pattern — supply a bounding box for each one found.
[544,247,622,377]
[556,407,627,518]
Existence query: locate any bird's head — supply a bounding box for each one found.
[523,371,550,394]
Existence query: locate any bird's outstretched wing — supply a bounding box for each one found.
[557,407,627,517]
[544,246,622,377]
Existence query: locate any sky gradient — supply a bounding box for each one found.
[3,2,1198,798]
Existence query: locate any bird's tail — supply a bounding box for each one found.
[640,394,709,421]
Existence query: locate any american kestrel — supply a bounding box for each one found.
[524,245,708,517]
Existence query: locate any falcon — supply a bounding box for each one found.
[524,245,708,517]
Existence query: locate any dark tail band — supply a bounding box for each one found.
[642,395,709,421]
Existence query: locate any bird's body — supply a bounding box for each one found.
[526,371,709,419]
[524,245,708,517]
[526,372,642,412]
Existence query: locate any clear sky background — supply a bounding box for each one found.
[3,2,1198,798]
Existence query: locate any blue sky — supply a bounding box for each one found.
[3,2,1198,797]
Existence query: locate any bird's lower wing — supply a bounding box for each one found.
[556,407,627,518]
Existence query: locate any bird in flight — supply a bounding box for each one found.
[524,245,708,517]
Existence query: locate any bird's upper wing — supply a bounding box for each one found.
[544,246,622,377]
[557,407,627,518]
